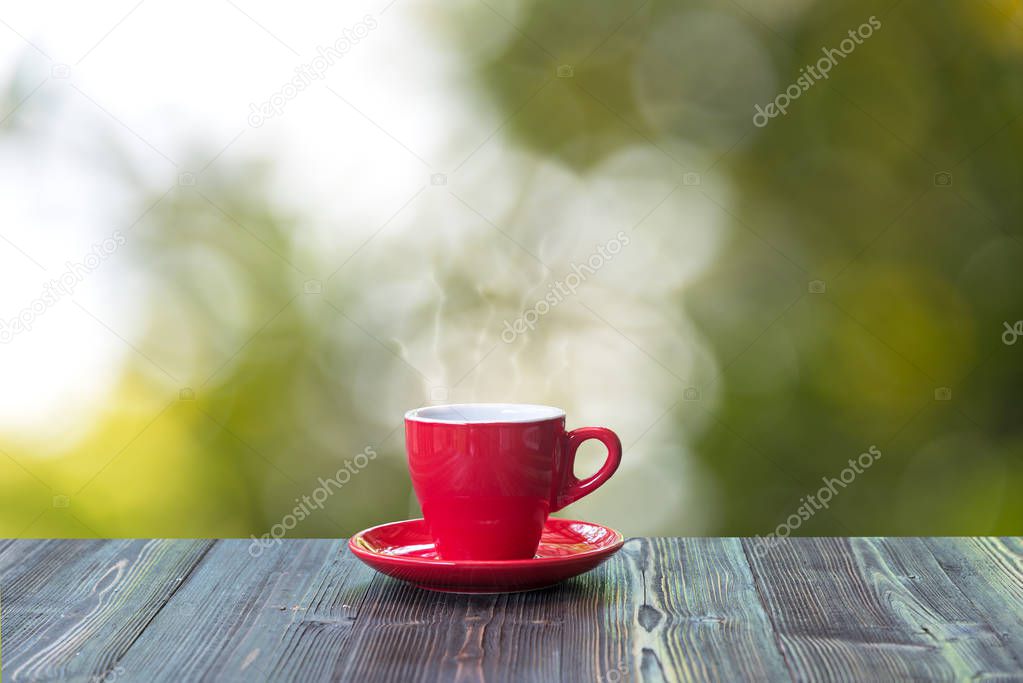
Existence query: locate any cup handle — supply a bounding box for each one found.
[552,427,622,512]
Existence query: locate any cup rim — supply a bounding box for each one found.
[405,403,565,425]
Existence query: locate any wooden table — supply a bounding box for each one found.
[1,538,1021,681]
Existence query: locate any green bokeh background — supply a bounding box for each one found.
[1,0,1021,538]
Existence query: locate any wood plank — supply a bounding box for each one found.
[330,576,559,681]
[0,537,18,559]
[858,538,1021,676]
[331,542,635,682]
[614,538,791,683]
[558,547,632,683]
[260,544,380,681]
[112,538,371,682]
[328,537,789,683]
[1,539,213,682]
[743,537,1022,681]
[285,546,623,682]
[5,538,1022,682]
[333,579,515,682]
[1,540,113,646]
[926,537,1023,664]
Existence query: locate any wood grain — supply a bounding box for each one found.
[336,569,586,681]
[617,537,791,682]
[743,537,1022,681]
[0,539,212,682]
[926,537,1023,664]
[2,538,1022,682]
[112,539,366,682]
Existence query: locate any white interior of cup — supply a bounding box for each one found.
[406,403,565,424]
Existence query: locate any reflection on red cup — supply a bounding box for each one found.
[405,403,622,560]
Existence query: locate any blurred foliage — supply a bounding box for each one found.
[467,0,1023,535]
[2,0,1023,538]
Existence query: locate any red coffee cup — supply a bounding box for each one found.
[405,403,622,560]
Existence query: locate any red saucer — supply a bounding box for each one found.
[348,518,625,593]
